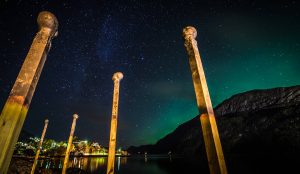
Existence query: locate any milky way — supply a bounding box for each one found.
[0,0,299,147]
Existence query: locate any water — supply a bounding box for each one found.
[36,153,300,174]
[38,155,207,174]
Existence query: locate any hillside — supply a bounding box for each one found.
[128,86,300,173]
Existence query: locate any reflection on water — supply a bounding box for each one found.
[37,155,190,174]
[34,153,300,174]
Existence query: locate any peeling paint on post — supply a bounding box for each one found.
[31,119,49,174]
[106,72,123,174]
[62,114,79,174]
[183,26,227,174]
[0,11,58,173]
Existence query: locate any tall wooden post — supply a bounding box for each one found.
[106,72,123,174]
[183,26,227,174]
[31,119,49,174]
[0,11,58,173]
[62,114,79,174]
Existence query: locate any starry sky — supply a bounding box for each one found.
[0,0,299,148]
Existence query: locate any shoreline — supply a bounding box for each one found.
[12,154,180,159]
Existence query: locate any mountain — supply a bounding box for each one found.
[128,86,300,173]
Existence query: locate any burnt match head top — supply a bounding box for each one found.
[73,114,79,119]
[183,26,197,40]
[37,11,58,36]
[112,72,124,81]
[44,119,49,124]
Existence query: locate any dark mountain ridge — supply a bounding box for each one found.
[128,85,300,174]
[128,86,300,173]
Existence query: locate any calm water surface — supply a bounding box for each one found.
[36,154,298,174]
[38,155,206,174]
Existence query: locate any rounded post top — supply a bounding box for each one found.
[183,26,197,40]
[112,72,124,81]
[44,119,49,124]
[73,114,79,119]
[37,11,58,35]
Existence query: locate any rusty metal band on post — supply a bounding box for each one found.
[0,11,58,173]
[183,26,227,174]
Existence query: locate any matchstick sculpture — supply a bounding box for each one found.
[106,72,123,174]
[0,11,58,173]
[183,26,227,174]
[31,119,49,174]
[62,114,79,174]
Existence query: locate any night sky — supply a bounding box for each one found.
[0,0,299,148]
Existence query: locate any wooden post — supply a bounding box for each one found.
[31,119,49,174]
[106,72,123,174]
[183,26,227,174]
[0,11,58,173]
[62,114,79,174]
